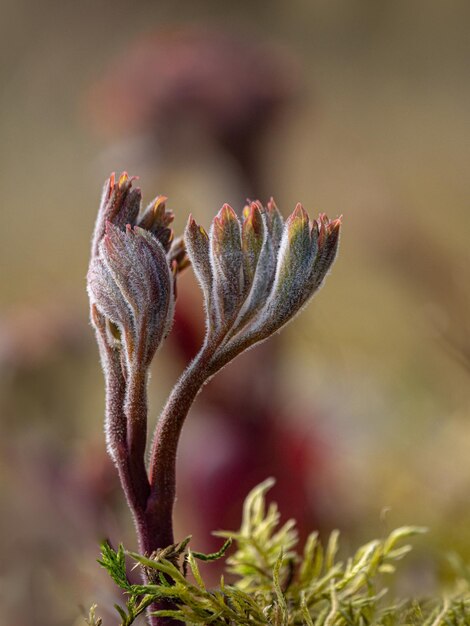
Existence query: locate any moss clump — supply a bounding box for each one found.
[90,480,470,625]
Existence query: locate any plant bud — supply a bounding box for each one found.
[185,216,212,310]
[137,195,174,253]
[265,203,318,328]
[186,199,341,362]
[209,204,244,324]
[241,203,265,289]
[250,207,341,339]
[88,174,176,369]
[234,199,284,330]
[91,172,141,259]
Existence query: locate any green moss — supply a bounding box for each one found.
[91,480,470,625]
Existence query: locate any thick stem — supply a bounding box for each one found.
[101,344,173,626]
[101,351,148,547]
[144,347,216,626]
[94,312,180,626]
[92,310,149,550]
[144,329,231,626]
[146,342,216,554]
[125,367,151,511]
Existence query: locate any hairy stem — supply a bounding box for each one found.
[146,338,220,553]
[99,335,175,626]
[144,343,220,626]
[102,364,149,545]
[125,367,151,511]
[91,309,149,552]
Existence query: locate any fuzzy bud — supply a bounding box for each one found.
[91,172,141,259]
[242,202,265,289]
[209,204,244,324]
[185,200,341,364]
[185,216,212,312]
[88,174,177,368]
[137,195,174,253]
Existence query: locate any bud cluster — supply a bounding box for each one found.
[88,174,177,371]
[185,200,341,370]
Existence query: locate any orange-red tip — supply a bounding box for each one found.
[107,172,116,197]
[330,215,343,230]
[291,203,308,220]
[154,195,168,207]
[116,171,139,189]
[218,203,237,221]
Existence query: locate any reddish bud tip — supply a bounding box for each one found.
[214,203,237,231]
[330,216,342,232]
[244,203,263,235]
[288,203,309,225]
[154,195,168,211]
[221,203,237,220]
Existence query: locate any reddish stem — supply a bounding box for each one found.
[125,368,151,512]
[147,344,214,552]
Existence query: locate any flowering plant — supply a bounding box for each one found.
[86,174,470,626]
[87,172,340,624]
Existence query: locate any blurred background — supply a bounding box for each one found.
[1,1,469,624]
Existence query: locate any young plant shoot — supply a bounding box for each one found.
[87,173,341,624]
[87,174,470,626]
